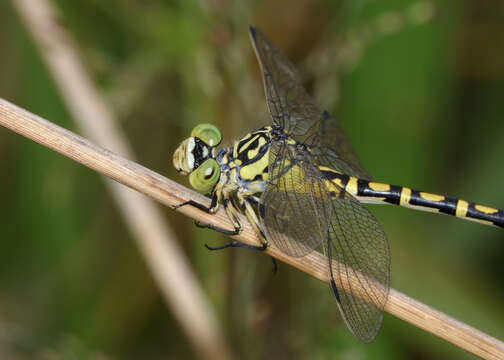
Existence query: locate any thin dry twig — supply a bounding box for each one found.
[0,98,502,360]
[10,0,232,359]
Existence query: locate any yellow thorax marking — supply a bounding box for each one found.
[475,204,498,214]
[232,135,249,159]
[419,192,445,202]
[239,147,269,181]
[238,134,258,154]
[230,168,238,182]
[318,166,335,172]
[247,136,266,160]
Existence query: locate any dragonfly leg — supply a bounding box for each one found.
[175,191,241,235]
[176,189,271,252]
[240,195,278,272]
[195,222,240,236]
[240,194,269,248]
[271,257,278,274]
[198,198,243,235]
[241,195,278,272]
[174,192,219,213]
[205,241,266,251]
[205,194,269,252]
[205,195,277,272]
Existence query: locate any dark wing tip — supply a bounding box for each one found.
[249,25,257,39]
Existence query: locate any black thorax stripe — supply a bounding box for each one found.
[236,131,271,165]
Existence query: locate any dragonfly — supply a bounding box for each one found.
[173,26,504,343]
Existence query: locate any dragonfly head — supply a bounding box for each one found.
[173,124,222,194]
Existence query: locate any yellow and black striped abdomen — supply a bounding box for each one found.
[319,166,504,228]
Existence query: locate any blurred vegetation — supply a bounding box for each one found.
[0,0,503,359]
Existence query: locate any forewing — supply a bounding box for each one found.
[325,189,390,343]
[259,142,329,257]
[249,26,317,135]
[249,26,370,179]
[309,111,371,180]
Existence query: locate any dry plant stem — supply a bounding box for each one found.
[10,0,232,359]
[0,98,503,360]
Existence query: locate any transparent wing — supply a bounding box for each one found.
[259,142,389,342]
[325,187,390,343]
[309,111,371,180]
[249,26,370,179]
[259,142,329,257]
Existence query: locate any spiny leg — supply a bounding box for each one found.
[198,198,243,236]
[207,194,268,251]
[206,195,267,251]
[241,195,269,248]
[244,195,278,272]
[174,191,218,213]
[176,191,274,264]
[175,192,242,235]
[243,195,278,272]
[206,195,278,272]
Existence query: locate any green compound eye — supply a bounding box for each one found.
[189,159,221,194]
[191,124,222,146]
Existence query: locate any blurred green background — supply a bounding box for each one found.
[0,0,503,359]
